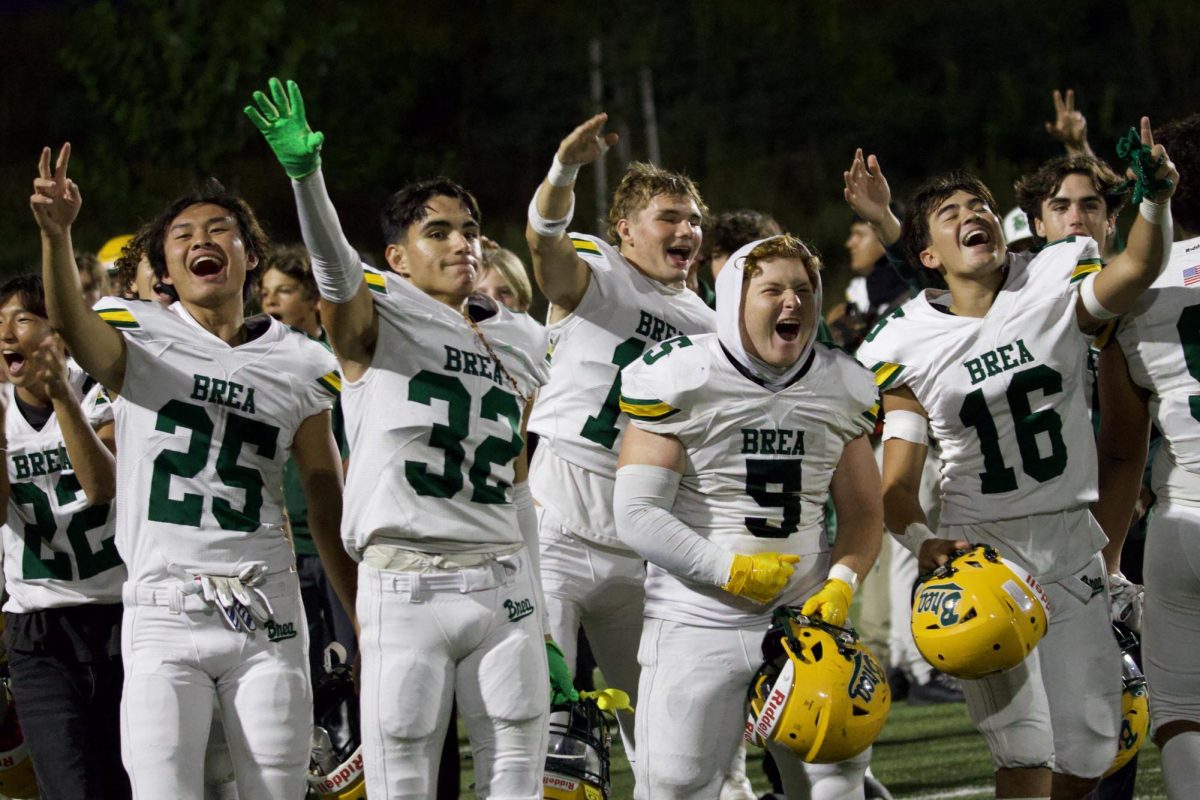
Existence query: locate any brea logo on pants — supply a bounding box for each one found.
[266,620,297,642]
[504,597,534,622]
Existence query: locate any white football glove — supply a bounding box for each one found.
[1108,572,1143,632]
[198,564,274,633]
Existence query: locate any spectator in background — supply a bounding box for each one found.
[259,245,356,678]
[825,213,909,352]
[75,251,108,308]
[477,240,548,363]
[688,209,782,308]
[96,235,132,296]
[111,227,173,307]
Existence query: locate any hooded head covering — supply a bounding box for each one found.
[715,235,823,391]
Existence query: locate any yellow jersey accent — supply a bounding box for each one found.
[571,237,602,256]
[363,271,388,294]
[869,361,905,391]
[98,309,139,329]
[1070,258,1103,284]
[618,396,678,420]
[316,371,342,397]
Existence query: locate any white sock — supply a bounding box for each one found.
[1163,731,1200,799]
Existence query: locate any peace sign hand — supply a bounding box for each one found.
[30,144,81,238]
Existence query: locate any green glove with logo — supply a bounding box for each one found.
[546,640,579,706]
[245,77,325,180]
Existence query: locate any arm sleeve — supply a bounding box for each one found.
[512,481,549,632]
[291,169,364,304]
[613,464,734,587]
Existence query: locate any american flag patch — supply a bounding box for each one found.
[1184,264,1200,286]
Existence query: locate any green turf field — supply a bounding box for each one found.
[458,695,1167,798]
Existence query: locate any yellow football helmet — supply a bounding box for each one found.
[1106,628,1149,777]
[544,697,611,800]
[308,644,366,800]
[0,682,38,800]
[911,545,1050,679]
[745,610,891,763]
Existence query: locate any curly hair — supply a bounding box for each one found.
[113,224,154,300]
[1013,155,1126,244]
[742,234,821,282]
[607,162,708,245]
[1156,114,1200,234]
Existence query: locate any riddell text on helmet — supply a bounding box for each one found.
[311,751,364,792]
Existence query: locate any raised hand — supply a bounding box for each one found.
[556,113,620,167]
[245,77,325,180]
[843,148,892,226]
[1045,89,1090,154]
[1134,116,1178,204]
[30,144,81,238]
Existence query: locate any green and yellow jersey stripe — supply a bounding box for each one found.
[98,309,139,329]
[618,396,679,421]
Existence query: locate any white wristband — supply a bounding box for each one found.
[527,194,575,238]
[1139,198,1170,225]
[1079,271,1118,321]
[547,155,581,188]
[882,410,928,445]
[828,563,859,593]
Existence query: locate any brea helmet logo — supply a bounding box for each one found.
[847,651,885,702]
[916,582,963,626]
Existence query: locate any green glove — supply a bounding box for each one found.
[245,77,324,180]
[546,640,579,706]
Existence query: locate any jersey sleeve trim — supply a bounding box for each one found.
[570,236,603,257]
[1070,258,1103,284]
[619,395,680,421]
[868,360,907,391]
[363,269,388,295]
[98,308,140,329]
[316,371,342,398]
[862,400,881,427]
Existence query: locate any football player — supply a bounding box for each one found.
[613,233,884,799]
[0,273,128,799]
[248,77,553,799]
[849,117,1177,799]
[1092,113,1200,800]
[32,143,356,799]
[524,114,714,772]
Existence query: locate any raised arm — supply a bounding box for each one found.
[1045,88,1095,157]
[1081,117,1179,328]
[291,410,357,629]
[30,144,126,392]
[246,78,377,381]
[799,434,882,627]
[34,336,115,505]
[844,148,902,247]
[526,114,619,316]
[879,387,968,571]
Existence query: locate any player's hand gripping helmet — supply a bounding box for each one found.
[544,696,612,800]
[911,544,1050,679]
[1106,625,1149,777]
[745,610,891,763]
[308,643,365,800]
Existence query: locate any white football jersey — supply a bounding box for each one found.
[620,334,878,627]
[94,298,339,585]
[1,364,124,612]
[528,234,714,544]
[856,237,1103,529]
[340,267,549,557]
[1116,236,1200,503]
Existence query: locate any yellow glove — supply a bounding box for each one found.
[800,578,854,627]
[580,688,634,713]
[722,552,800,604]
